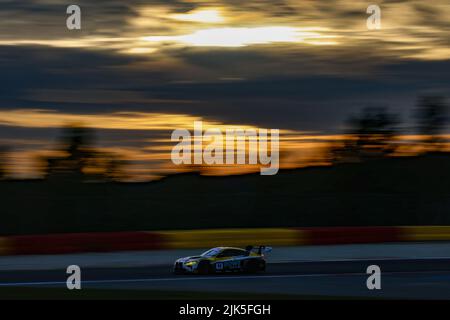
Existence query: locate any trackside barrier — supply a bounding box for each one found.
[0,237,11,255]
[9,232,165,255]
[0,226,449,255]
[158,228,302,249]
[399,226,450,241]
[302,227,402,245]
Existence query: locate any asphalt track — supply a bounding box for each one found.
[1,259,450,299]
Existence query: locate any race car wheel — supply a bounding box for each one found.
[258,260,266,272]
[242,259,260,273]
[197,260,211,275]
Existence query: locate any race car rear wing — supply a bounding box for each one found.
[245,245,272,255]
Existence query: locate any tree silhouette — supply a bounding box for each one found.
[64,126,95,173]
[0,146,8,179]
[44,125,126,182]
[415,96,448,151]
[332,107,399,162]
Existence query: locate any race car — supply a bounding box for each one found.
[173,246,272,275]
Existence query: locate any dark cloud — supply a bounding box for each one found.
[0,0,449,134]
[1,43,449,134]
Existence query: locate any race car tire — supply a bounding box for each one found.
[258,260,266,272]
[242,259,260,273]
[197,260,211,275]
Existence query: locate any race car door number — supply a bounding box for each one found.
[216,261,240,270]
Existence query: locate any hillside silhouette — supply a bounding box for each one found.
[0,96,448,235]
[1,152,450,235]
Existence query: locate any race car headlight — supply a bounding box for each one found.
[185,261,198,266]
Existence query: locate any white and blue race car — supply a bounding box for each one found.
[173,246,272,275]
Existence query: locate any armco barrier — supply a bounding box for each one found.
[158,228,301,249]
[399,226,450,241]
[0,226,449,256]
[9,232,165,255]
[302,227,402,245]
[0,237,11,255]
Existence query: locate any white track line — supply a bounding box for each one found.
[0,270,449,287]
[271,257,450,263]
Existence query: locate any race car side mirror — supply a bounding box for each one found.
[262,247,272,254]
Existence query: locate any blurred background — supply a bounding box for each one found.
[0,0,449,299]
[0,0,449,233]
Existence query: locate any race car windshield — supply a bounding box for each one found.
[201,248,221,257]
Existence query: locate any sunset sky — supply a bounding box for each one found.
[0,0,449,180]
